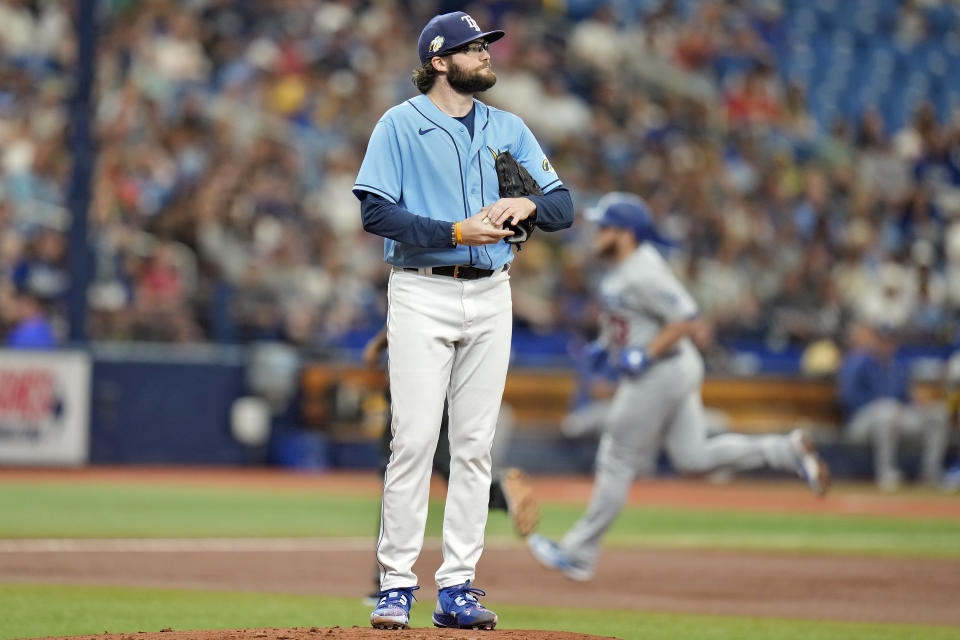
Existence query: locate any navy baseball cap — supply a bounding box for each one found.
[587,192,676,247]
[417,11,505,64]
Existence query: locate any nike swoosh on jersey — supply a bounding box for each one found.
[418,127,436,135]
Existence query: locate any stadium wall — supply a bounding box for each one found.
[87,344,249,465]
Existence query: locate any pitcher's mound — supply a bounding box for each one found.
[33,628,620,640]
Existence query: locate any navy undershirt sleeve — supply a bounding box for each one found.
[360,192,453,248]
[361,187,573,248]
[526,187,574,231]
[361,187,571,247]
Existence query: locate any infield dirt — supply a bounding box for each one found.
[26,629,616,640]
[4,469,960,639]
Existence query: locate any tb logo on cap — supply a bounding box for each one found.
[461,14,481,32]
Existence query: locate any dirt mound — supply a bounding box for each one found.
[28,628,619,640]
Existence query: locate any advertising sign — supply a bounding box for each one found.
[0,350,91,466]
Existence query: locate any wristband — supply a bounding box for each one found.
[619,347,650,376]
[450,223,457,247]
[455,222,463,245]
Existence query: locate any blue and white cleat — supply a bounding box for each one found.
[432,580,498,630]
[527,533,594,581]
[790,429,831,497]
[370,586,419,630]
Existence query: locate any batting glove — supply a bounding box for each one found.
[583,340,609,373]
[619,347,650,376]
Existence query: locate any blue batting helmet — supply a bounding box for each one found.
[586,192,674,246]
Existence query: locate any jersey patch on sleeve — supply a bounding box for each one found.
[542,157,554,172]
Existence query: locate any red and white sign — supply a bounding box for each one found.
[0,350,91,466]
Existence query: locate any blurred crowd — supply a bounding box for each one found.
[2,0,960,363]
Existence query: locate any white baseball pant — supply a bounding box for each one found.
[561,349,800,570]
[847,398,948,485]
[377,267,512,591]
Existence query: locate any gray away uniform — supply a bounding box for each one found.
[560,244,803,571]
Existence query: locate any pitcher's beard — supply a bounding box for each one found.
[447,60,496,93]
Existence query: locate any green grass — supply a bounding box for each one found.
[1,482,958,639]
[1,584,956,640]
[2,483,959,558]
[0,484,383,538]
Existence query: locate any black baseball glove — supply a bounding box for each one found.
[495,150,542,246]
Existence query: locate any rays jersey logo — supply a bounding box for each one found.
[461,15,481,32]
[429,36,445,53]
[542,157,554,172]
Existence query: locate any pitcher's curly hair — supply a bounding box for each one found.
[412,60,439,94]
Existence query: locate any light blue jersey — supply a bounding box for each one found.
[353,94,563,269]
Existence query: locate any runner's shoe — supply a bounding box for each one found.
[790,429,831,497]
[527,533,594,581]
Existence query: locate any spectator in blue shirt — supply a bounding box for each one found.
[4,291,57,350]
[837,322,948,490]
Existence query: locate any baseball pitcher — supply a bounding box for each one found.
[352,11,573,630]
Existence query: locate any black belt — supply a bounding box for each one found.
[403,265,506,280]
